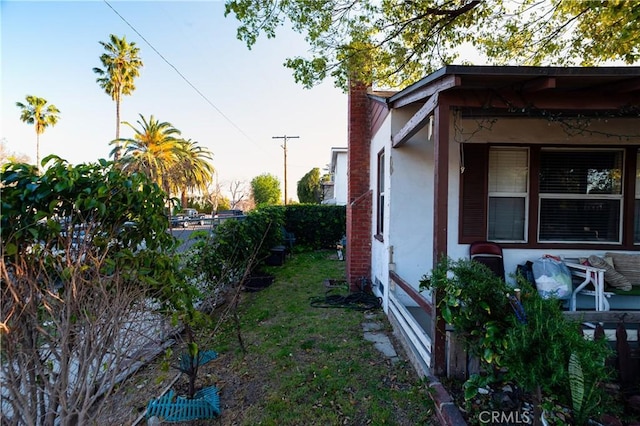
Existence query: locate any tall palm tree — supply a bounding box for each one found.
[115,116,215,209]
[16,95,60,171]
[114,114,182,194]
[94,34,143,161]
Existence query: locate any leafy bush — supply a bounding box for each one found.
[419,257,515,367]
[1,157,194,424]
[420,257,615,425]
[1,156,193,308]
[502,282,613,424]
[283,204,346,250]
[190,206,284,285]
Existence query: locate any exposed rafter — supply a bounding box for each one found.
[392,94,439,148]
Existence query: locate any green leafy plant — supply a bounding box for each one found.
[189,206,283,285]
[283,204,346,250]
[1,156,196,424]
[569,352,585,422]
[419,257,514,367]
[502,281,613,425]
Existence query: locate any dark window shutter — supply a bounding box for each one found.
[459,144,488,243]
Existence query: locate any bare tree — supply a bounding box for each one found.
[0,233,175,425]
[204,180,224,214]
[0,138,30,166]
[228,179,249,210]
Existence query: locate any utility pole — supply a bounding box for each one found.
[272,135,299,205]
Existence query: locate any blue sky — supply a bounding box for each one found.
[1,0,348,201]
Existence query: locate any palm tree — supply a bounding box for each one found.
[16,95,60,171]
[94,34,143,160]
[114,114,182,194]
[115,115,215,209]
[170,139,215,208]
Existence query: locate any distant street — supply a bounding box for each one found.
[170,224,216,252]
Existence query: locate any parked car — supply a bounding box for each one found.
[169,215,189,228]
[179,209,208,225]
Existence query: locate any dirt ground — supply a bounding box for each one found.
[95,345,273,426]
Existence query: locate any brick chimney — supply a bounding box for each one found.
[346,82,372,292]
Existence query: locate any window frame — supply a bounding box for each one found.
[376,149,385,239]
[460,144,639,249]
[536,148,624,244]
[487,147,529,243]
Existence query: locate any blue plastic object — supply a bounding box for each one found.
[146,386,220,422]
[179,350,218,372]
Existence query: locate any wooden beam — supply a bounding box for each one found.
[432,97,450,377]
[445,89,640,111]
[563,311,640,323]
[389,270,433,315]
[596,77,640,94]
[391,94,438,148]
[391,75,460,109]
[522,77,556,92]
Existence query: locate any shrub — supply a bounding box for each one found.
[420,257,615,425]
[502,281,613,424]
[190,206,284,285]
[1,157,193,424]
[419,257,515,367]
[283,204,346,250]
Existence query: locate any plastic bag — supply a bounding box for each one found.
[532,255,572,300]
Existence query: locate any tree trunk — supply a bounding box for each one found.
[36,131,41,172]
[181,189,188,210]
[114,97,121,161]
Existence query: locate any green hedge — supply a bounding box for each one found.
[192,204,345,283]
[282,204,346,250]
[191,207,284,282]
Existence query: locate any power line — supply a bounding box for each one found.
[102,0,256,145]
[272,135,299,205]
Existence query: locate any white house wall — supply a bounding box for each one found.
[370,104,438,310]
[334,152,348,205]
[370,114,391,308]
[388,111,434,294]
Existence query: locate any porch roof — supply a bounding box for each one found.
[384,65,640,110]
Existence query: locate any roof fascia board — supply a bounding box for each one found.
[390,75,460,109]
[447,90,640,110]
[387,65,640,106]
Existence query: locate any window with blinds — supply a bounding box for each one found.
[488,148,528,242]
[635,150,640,244]
[538,149,623,243]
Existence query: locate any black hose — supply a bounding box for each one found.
[309,289,382,311]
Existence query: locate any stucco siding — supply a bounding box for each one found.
[370,115,391,306]
[388,124,434,291]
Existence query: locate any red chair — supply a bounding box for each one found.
[469,241,505,281]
